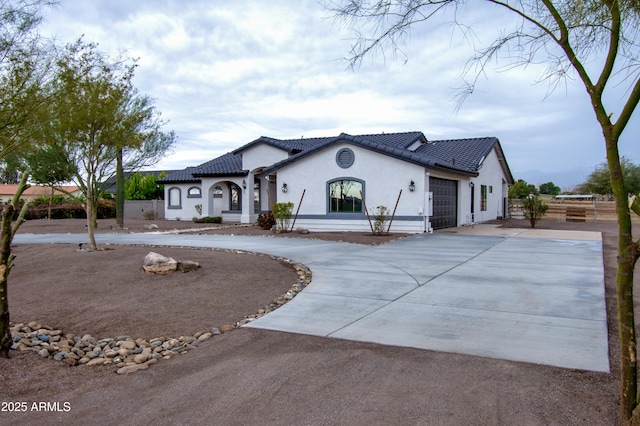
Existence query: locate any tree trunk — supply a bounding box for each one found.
[0,171,30,358]
[606,129,639,423]
[85,190,98,251]
[48,186,53,220]
[116,147,124,228]
[0,202,15,358]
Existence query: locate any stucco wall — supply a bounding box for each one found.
[241,143,288,172]
[123,200,165,219]
[466,148,509,223]
[164,184,204,220]
[273,143,426,232]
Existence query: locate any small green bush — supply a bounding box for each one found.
[272,202,294,232]
[192,216,222,223]
[372,205,389,234]
[522,195,549,228]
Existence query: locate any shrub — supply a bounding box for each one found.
[142,209,156,220]
[522,195,549,228]
[272,202,294,232]
[256,212,276,230]
[32,194,73,204]
[20,199,116,220]
[192,216,221,223]
[372,205,389,234]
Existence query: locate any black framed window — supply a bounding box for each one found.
[481,185,488,211]
[229,182,241,211]
[328,179,363,213]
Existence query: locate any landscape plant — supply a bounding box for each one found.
[372,205,389,234]
[272,202,294,232]
[257,212,276,230]
[43,39,175,249]
[522,195,549,228]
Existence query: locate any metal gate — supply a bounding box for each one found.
[430,177,458,229]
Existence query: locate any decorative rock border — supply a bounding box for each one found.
[9,250,312,374]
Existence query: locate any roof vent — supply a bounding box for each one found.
[336,148,355,168]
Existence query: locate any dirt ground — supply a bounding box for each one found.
[0,218,627,424]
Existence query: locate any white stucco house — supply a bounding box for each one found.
[160,131,514,233]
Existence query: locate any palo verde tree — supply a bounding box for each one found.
[0,0,56,358]
[326,1,640,423]
[45,39,174,250]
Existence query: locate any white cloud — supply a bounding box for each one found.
[37,0,639,187]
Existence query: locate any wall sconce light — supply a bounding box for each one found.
[469,182,474,188]
[409,180,415,192]
[281,183,288,193]
[242,179,247,189]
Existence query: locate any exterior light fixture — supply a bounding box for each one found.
[242,179,247,189]
[409,180,415,192]
[469,182,474,188]
[281,183,288,193]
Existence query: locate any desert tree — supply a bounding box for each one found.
[24,144,75,218]
[325,0,640,423]
[114,92,175,228]
[581,156,640,196]
[0,0,56,358]
[539,181,561,196]
[46,39,175,249]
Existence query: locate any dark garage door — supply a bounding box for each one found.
[430,177,458,230]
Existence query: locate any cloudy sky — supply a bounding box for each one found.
[38,0,639,188]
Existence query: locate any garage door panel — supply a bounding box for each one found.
[430,177,457,229]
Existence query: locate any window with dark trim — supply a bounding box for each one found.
[481,185,488,211]
[229,182,241,211]
[187,186,201,198]
[213,185,223,198]
[328,179,363,213]
[168,187,182,209]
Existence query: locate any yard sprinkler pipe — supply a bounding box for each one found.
[290,189,306,231]
[386,189,403,234]
[360,190,374,233]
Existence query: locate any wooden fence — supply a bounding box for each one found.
[509,199,640,222]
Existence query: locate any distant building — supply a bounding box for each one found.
[0,184,82,203]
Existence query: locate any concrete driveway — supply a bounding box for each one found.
[15,225,609,372]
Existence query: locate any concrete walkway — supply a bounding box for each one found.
[15,225,609,372]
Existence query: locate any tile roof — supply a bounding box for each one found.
[160,153,246,183]
[160,132,513,183]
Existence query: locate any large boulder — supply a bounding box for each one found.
[143,252,178,275]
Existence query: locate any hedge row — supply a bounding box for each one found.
[16,199,116,220]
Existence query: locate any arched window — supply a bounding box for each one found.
[213,185,223,198]
[327,178,363,213]
[187,186,201,198]
[168,187,182,209]
[229,182,241,211]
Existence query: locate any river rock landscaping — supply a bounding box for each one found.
[9,259,311,374]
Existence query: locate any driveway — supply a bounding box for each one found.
[15,225,609,372]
